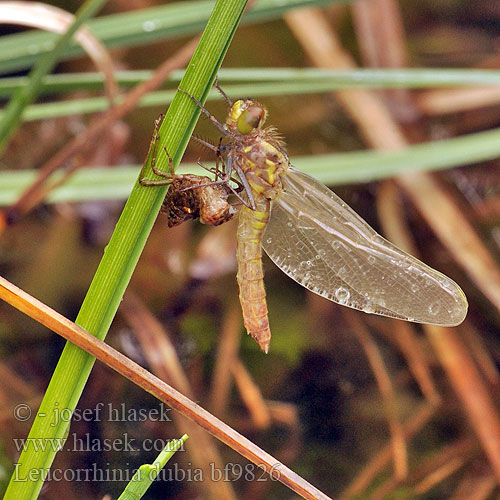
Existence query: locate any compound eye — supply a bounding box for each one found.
[237,106,265,134]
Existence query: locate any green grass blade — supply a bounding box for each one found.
[0,0,346,75]
[2,67,500,98]
[2,123,500,206]
[2,1,248,499]
[4,67,500,123]
[0,0,108,153]
[117,435,188,500]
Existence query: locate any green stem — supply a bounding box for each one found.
[3,122,500,206]
[0,0,342,75]
[3,67,500,123]
[2,1,247,499]
[117,435,188,500]
[2,67,500,97]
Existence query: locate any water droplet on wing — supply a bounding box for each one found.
[335,287,350,304]
[428,302,441,316]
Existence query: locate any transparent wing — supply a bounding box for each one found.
[262,167,467,325]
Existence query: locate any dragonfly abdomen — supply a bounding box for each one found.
[236,199,272,353]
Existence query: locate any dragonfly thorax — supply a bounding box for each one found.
[224,99,289,201]
[227,99,268,135]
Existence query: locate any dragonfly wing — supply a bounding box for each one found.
[262,167,467,326]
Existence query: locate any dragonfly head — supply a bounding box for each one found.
[227,99,267,135]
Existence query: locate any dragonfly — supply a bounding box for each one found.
[144,83,468,353]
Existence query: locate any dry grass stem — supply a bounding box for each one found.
[382,181,500,485]
[426,324,500,483]
[209,299,242,415]
[285,8,407,149]
[411,438,477,491]
[351,0,409,68]
[413,457,466,494]
[120,292,237,500]
[369,438,475,500]
[344,310,408,481]
[391,321,441,405]
[120,293,193,396]
[461,322,500,385]
[266,400,299,427]
[381,158,500,486]
[286,7,500,484]
[0,275,332,500]
[351,0,415,119]
[340,403,435,499]
[417,87,500,115]
[450,472,496,500]
[231,358,272,430]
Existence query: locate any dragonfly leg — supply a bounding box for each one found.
[214,145,227,181]
[215,155,248,205]
[212,151,254,208]
[214,76,233,107]
[198,149,248,205]
[175,171,248,208]
[233,162,256,210]
[227,175,244,193]
[214,152,254,209]
[177,158,234,192]
[155,147,176,177]
[191,134,219,152]
[189,142,229,180]
[195,159,222,178]
[214,147,242,192]
[171,153,247,208]
[178,87,230,137]
[226,185,251,208]
[139,115,177,187]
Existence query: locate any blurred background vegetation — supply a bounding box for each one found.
[2,0,500,499]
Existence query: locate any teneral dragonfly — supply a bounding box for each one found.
[150,84,468,353]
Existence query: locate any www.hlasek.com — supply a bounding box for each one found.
[13,433,185,454]
[12,462,283,483]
